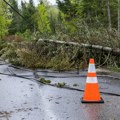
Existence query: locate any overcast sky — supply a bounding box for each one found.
[18,0,57,6]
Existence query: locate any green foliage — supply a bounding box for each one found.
[39,77,51,84]
[35,3,51,35]
[0,0,12,38]
[16,48,40,68]
[57,0,79,19]
[1,0,120,70]
[0,40,84,70]
[56,82,66,88]
[47,47,72,71]
[0,40,7,51]
[2,0,119,42]
[79,0,118,28]
[9,0,36,34]
[57,0,118,30]
[48,6,60,34]
[0,42,19,65]
[20,0,36,33]
[16,29,34,41]
[9,0,21,34]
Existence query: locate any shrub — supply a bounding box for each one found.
[16,48,40,68]
[0,42,19,65]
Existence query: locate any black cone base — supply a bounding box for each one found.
[81,97,104,103]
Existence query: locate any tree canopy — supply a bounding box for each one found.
[0,0,119,45]
[0,0,11,38]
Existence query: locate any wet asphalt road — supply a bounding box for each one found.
[0,62,120,120]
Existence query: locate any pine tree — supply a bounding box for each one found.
[57,0,78,19]
[20,0,36,33]
[9,0,21,34]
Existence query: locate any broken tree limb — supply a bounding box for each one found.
[38,39,120,56]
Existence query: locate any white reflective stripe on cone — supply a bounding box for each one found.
[86,77,98,83]
[88,64,96,73]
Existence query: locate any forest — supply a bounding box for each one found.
[0,0,120,71]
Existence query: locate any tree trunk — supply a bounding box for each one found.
[98,0,103,15]
[37,39,120,56]
[118,0,120,35]
[107,0,112,31]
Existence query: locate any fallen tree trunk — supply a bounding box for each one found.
[38,39,120,56]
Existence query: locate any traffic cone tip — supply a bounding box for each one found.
[89,58,95,64]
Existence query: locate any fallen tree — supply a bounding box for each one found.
[1,38,119,70]
[38,39,120,56]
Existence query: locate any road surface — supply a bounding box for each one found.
[0,61,120,120]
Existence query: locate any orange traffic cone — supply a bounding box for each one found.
[81,58,104,103]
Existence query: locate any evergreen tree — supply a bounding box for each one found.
[57,0,79,19]
[20,0,36,33]
[80,0,118,29]
[57,0,118,29]
[9,0,21,34]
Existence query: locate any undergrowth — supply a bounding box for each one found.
[0,38,119,71]
[0,40,85,71]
